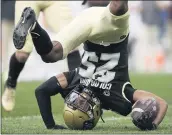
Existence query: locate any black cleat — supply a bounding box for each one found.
[13,7,36,49]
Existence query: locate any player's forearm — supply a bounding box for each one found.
[133,90,168,127]
[153,98,168,126]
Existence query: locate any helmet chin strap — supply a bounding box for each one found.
[83,114,105,130]
[86,88,105,124]
[83,118,94,130]
[100,115,105,123]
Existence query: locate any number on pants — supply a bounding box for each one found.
[79,51,120,83]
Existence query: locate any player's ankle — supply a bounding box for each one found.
[6,77,17,89]
[30,21,37,31]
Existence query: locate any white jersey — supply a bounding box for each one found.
[55,4,130,58]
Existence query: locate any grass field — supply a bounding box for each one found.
[1,73,172,134]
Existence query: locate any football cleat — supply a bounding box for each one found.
[2,86,16,112]
[13,7,36,50]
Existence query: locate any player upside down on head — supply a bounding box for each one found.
[13,0,168,130]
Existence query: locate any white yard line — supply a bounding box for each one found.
[2,115,41,121]
[2,115,131,121]
[103,116,131,121]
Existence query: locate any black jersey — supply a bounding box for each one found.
[79,35,130,85]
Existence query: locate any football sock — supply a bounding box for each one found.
[30,21,53,55]
[35,76,63,129]
[7,53,25,88]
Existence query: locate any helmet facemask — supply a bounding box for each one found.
[63,86,102,130]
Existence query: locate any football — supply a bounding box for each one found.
[131,98,159,130]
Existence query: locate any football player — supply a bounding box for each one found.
[13,0,168,130]
[2,1,81,111]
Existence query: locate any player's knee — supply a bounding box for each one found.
[120,105,132,116]
[41,55,59,63]
[15,51,30,63]
[114,103,132,116]
[35,85,44,97]
[40,42,63,63]
[35,76,63,98]
[41,54,61,63]
[41,55,52,63]
[35,79,51,97]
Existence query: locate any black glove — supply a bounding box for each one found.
[48,124,67,130]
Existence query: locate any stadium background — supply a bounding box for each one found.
[1,1,172,134]
[2,1,172,81]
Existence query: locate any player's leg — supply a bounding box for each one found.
[1,20,13,75]
[31,21,81,66]
[13,6,90,63]
[132,90,168,129]
[35,70,79,129]
[2,1,40,111]
[12,7,61,63]
[1,0,15,77]
[44,1,81,71]
[35,74,67,129]
[100,82,134,116]
[43,1,73,33]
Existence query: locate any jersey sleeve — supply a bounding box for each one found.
[54,10,92,59]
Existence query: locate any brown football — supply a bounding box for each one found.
[131,98,159,123]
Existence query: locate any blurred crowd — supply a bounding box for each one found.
[128,1,172,72]
[1,1,172,79]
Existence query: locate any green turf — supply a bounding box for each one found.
[1,73,172,134]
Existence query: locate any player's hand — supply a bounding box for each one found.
[132,111,157,130]
[49,124,67,130]
[133,120,157,130]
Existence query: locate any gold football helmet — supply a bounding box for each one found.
[63,86,102,130]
